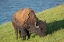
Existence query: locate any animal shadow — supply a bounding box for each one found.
[46,20,64,34]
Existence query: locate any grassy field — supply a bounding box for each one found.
[0,5,64,42]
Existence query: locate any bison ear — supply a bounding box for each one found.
[35,22,39,28]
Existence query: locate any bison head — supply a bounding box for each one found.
[34,20,46,37]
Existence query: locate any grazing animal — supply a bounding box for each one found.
[12,8,46,40]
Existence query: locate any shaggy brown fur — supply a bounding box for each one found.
[12,8,46,40]
[37,20,46,36]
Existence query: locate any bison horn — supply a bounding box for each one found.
[35,22,39,28]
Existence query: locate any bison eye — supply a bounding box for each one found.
[41,28,43,30]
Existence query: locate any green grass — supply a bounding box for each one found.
[0,5,64,42]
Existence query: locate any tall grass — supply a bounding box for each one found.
[0,5,64,42]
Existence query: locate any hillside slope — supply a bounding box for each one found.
[0,5,64,42]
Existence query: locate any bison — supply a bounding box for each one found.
[12,8,46,40]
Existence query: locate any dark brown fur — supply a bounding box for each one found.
[12,8,46,40]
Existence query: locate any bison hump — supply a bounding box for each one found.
[12,8,37,26]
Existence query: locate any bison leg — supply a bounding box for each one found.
[26,29,30,39]
[19,30,21,38]
[12,22,18,39]
[15,28,18,39]
[20,28,27,40]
